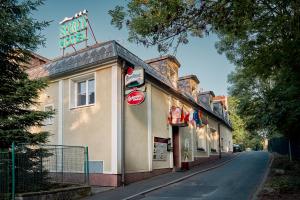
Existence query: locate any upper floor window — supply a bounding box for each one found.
[76,78,95,106]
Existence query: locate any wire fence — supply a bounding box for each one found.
[0,149,11,200]
[0,143,89,200]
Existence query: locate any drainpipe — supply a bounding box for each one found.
[218,123,222,159]
[288,139,292,162]
[121,61,126,186]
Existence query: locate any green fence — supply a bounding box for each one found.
[0,143,89,200]
[0,148,12,200]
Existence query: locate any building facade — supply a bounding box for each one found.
[28,41,233,186]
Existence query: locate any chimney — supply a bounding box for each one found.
[178,75,200,99]
[213,96,228,111]
[145,55,180,88]
[198,91,215,109]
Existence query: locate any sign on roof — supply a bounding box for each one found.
[59,10,88,49]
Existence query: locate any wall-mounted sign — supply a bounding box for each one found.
[125,67,144,88]
[59,10,88,49]
[127,91,145,105]
[153,137,168,161]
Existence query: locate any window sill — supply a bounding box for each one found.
[70,104,95,110]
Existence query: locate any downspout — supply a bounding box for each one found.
[288,139,292,162]
[121,61,126,186]
[218,123,222,159]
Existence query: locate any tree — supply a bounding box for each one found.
[228,96,247,145]
[0,0,51,193]
[109,0,300,139]
[228,96,263,150]
[0,0,50,146]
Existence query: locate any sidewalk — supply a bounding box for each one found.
[85,153,239,200]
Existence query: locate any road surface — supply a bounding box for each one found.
[140,151,269,200]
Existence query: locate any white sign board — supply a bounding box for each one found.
[125,67,144,88]
[153,142,167,161]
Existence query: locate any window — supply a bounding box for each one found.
[44,105,54,125]
[76,78,95,107]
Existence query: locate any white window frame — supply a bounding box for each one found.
[44,104,54,125]
[75,78,95,107]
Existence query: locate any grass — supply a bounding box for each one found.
[258,154,300,199]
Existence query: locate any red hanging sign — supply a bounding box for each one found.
[127,91,145,105]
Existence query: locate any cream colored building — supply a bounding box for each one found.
[28,41,233,186]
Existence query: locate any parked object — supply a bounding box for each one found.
[233,144,242,152]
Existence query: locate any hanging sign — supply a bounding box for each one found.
[125,67,144,88]
[59,10,88,49]
[127,91,145,105]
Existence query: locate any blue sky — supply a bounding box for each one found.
[34,0,235,95]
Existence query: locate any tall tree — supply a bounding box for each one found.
[109,0,300,139]
[0,0,50,146]
[0,0,51,193]
[228,96,247,145]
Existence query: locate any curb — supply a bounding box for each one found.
[250,152,274,200]
[122,153,241,200]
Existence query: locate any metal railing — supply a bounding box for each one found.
[0,143,89,200]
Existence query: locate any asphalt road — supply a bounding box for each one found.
[139,151,269,200]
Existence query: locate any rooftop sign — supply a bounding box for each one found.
[59,10,88,49]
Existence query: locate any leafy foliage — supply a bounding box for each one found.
[0,0,51,146]
[0,0,51,193]
[228,96,263,149]
[109,0,207,53]
[109,0,300,139]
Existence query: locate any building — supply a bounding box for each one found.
[27,41,233,186]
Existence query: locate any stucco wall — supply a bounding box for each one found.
[194,126,209,157]
[39,66,113,173]
[151,85,171,169]
[63,67,112,172]
[208,117,220,154]
[36,81,59,144]
[220,125,233,152]
[125,86,149,173]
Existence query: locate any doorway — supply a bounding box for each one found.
[172,126,180,169]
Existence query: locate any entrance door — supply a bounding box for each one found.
[172,126,180,169]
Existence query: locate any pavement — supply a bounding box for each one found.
[137,151,270,200]
[85,152,240,200]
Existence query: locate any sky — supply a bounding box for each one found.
[34,0,235,95]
